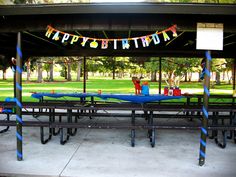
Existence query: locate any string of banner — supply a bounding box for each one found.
[45,24,177,50]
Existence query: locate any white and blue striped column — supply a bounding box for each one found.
[16,32,23,161]
[199,51,212,166]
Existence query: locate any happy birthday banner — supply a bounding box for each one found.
[45,24,177,50]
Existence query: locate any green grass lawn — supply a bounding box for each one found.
[0,77,234,102]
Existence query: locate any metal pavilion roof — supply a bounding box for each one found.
[0,3,235,58]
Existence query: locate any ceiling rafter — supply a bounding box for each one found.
[166,31,185,46]
[23,31,63,49]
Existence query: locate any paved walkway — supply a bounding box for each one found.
[0,114,235,177]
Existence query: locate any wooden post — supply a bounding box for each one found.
[16,32,23,161]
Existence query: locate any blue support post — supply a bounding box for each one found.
[199,51,212,166]
[16,32,23,161]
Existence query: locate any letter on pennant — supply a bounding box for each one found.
[45,26,54,38]
[61,33,70,43]
[52,31,60,41]
[170,25,178,37]
[122,39,130,49]
[141,36,149,47]
[81,37,89,47]
[114,39,117,50]
[70,35,79,44]
[152,33,160,45]
[101,40,108,49]
[162,31,170,42]
[133,38,139,48]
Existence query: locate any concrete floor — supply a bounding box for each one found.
[0,114,236,177]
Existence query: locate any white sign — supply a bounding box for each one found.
[196,23,223,51]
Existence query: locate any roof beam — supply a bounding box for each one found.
[1,3,236,16]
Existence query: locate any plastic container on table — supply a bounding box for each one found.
[141,85,149,96]
[174,87,181,96]
[168,87,173,96]
[164,87,169,96]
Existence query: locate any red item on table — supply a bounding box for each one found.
[173,87,181,96]
[164,87,169,96]
[132,79,141,95]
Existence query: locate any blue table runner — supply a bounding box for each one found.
[31,93,183,104]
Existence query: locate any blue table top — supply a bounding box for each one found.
[31,93,183,104]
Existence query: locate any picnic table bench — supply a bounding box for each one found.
[1,93,236,148]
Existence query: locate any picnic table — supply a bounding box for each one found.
[1,93,235,149]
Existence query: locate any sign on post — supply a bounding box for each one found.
[196,23,223,51]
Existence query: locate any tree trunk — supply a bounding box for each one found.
[3,68,6,80]
[151,71,157,82]
[47,72,49,80]
[222,71,225,81]
[216,72,221,85]
[188,72,192,82]
[77,59,81,81]
[154,71,157,81]
[198,71,201,82]
[37,62,43,83]
[64,66,67,80]
[226,70,231,84]
[26,60,31,82]
[112,63,115,80]
[86,71,88,80]
[184,72,187,82]
[67,60,72,81]
[49,62,53,82]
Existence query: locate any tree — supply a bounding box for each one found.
[185,58,199,82]
[0,55,12,80]
[37,60,43,83]
[43,62,51,80]
[224,58,233,84]
[144,57,160,82]
[161,57,200,86]
[67,58,72,81]
[77,58,82,81]
[26,59,31,82]
[115,57,130,79]
[211,58,227,85]
[49,61,54,82]
[70,56,82,81]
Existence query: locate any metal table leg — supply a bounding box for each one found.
[52,109,60,136]
[0,113,10,133]
[227,112,233,139]
[131,110,135,147]
[60,128,70,145]
[214,112,227,149]
[209,112,217,139]
[60,109,71,144]
[149,111,155,147]
[70,111,78,136]
[40,108,52,144]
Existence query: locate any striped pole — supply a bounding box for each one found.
[16,32,23,161]
[199,50,212,166]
